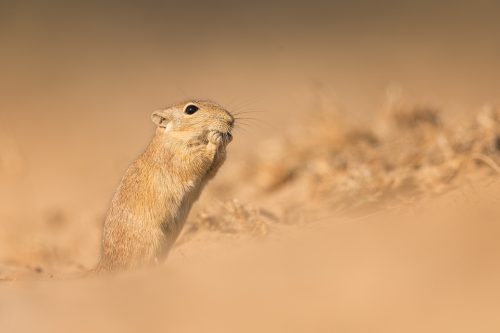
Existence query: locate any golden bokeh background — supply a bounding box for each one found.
[1,1,500,332]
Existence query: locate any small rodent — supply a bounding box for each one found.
[96,100,234,271]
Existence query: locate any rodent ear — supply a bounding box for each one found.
[151,110,171,128]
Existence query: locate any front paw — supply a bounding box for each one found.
[207,131,222,145]
[208,131,233,146]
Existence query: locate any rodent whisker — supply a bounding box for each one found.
[234,117,272,129]
[233,121,252,129]
[232,110,265,116]
[234,117,262,122]
[234,117,264,123]
[233,118,264,128]
[234,125,250,135]
[234,118,248,124]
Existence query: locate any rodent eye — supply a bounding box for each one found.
[184,105,199,115]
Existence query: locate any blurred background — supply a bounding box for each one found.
[1,0,500,215]
[1,1,500,332]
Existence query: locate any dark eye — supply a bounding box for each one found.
[184,104,199,115]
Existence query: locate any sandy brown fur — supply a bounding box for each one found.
[97,100,233,271]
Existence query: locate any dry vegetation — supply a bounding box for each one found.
[179,100,500,244]
[1,99,500,333]
[1,98,499,279]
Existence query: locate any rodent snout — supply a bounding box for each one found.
[225,111,235,127]
[220,112,235,132]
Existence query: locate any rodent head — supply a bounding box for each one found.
[151,100,234,146]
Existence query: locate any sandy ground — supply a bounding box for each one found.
[1,179,500,333]
[1,1,500,332]
[1,98,500,332]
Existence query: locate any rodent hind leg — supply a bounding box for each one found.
[99,224,162,271]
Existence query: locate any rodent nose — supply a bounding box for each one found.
[226,112,235,126]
